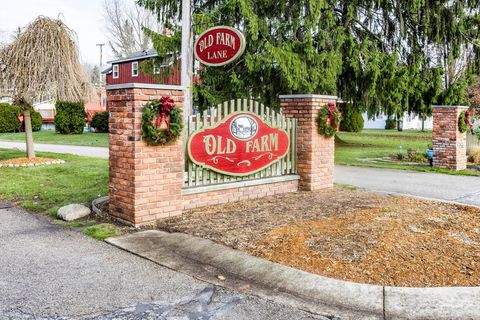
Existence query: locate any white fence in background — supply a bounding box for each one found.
[363,113,433,130]
[467,134,480,152]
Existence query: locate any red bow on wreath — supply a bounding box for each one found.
[328,102,338,130]
[465,109,474,134]
[155,96,175,139]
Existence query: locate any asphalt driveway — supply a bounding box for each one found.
[0,141,108,158]
[0,204,327,319]
[335,165,480,207]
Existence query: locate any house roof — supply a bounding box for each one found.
[101,66,112,74]
[106,49,158,64]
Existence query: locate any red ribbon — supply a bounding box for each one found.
[327,102,337,129]
[155,96,175,139]
[465,109,474,134]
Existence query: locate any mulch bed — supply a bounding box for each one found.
[156,187,480,287]
[0,157,64,167]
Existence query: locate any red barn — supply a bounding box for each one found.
[103,49,181,86]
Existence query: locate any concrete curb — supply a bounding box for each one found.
[105,230,480,320]
[91,196,109,214]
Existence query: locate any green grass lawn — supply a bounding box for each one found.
[335,129,480,176]
[0,131,108,147]
[0,149,108,216]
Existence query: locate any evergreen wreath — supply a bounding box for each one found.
[316,103,341,138]
[458,110,473,134]
[142,97,183,145]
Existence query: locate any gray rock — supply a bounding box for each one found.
[57,204,91,221]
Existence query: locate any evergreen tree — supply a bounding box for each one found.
[138,0,480,115]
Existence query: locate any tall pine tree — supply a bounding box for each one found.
[138,0,480,115]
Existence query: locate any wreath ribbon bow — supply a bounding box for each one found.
[328,103,338,130]
[155,96,176,139]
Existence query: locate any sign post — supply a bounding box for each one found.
[181,0,193,118]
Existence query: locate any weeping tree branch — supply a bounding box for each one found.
[0,17,93,158]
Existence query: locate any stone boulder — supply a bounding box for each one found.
[57,204,91,221]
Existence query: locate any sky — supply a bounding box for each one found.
[0,0,118,66]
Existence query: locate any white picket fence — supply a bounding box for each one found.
[467,134,480,152]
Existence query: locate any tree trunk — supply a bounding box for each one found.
[23,108,36,158]
[421,116,425,132]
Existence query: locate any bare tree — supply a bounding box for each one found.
[0,17,92,159]
[82,62,101,85]
[103,0,161,58]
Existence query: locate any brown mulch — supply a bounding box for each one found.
[156,187,480,287]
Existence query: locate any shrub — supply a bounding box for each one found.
[385,118,397,130]
[90,111,109,133]
[409,152,427,163]
[468,146,480,164]
[0,103,20,132]
[406,149,427,163]
[0,103,42,133]
[340,106,364,132]
[54,101,86,134]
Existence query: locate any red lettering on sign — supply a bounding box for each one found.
[188,113,290,176]
[194,26,246,66]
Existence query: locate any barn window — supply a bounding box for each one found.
[112,64,119,78]
[132,61,139,77]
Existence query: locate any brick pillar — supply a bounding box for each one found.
[279,94,337,191]
[107,84,185,226]
[432,105,468,171]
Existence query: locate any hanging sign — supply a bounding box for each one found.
[194,26,246,66]
[188,112,290,176]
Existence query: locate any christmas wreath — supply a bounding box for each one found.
[458,109,473,134]
[316,102,341,138]
[141,96,183,145]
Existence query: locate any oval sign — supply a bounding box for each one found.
[188,112,290,176]
[194,26,246,66]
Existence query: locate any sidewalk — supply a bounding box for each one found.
[0,141,108,158]
[335,165,480,207]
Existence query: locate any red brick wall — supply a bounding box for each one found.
[107,88,336,226]
[280,95,336,191]
[432,106,467,171]
[183,179,299,210]
[108,86,184,225]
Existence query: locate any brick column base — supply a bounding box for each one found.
[107,84,184,226]
[432,105,468,171]
[280,94,337,191]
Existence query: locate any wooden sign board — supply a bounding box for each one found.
[194,26,246,66]
[188,112,290,176]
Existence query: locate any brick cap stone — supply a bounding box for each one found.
[279,94,338,100]
[432,105,469,109]
[106,83,187,91]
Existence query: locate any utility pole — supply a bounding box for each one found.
[96,43,105,85]
[181,0,193,118]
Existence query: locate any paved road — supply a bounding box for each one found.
[335,165,480,207]
[0,142,108,158]
[0,203,328,320]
